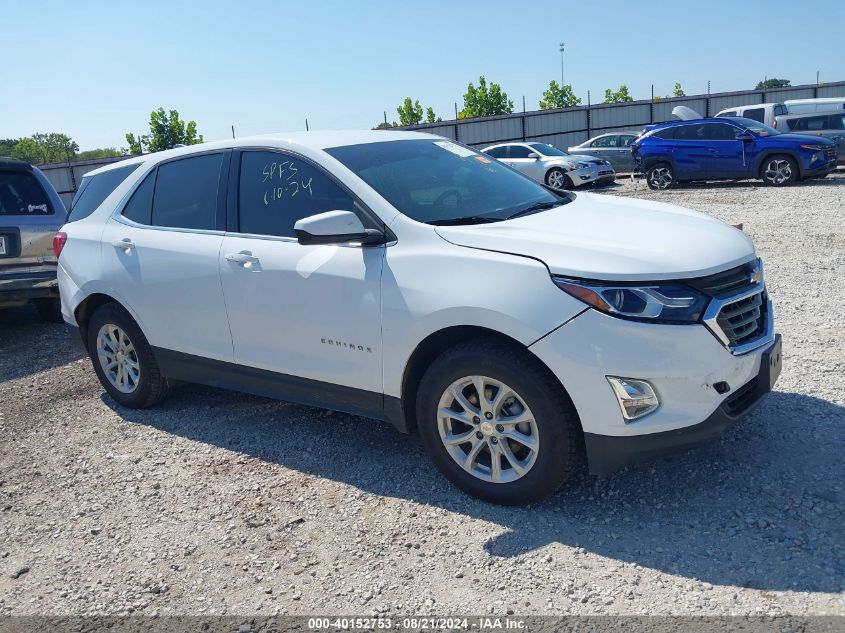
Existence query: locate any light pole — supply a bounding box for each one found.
[559,42,565,86]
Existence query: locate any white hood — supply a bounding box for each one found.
[434,192,756,281]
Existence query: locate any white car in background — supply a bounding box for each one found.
[715,103,788,127]
[482,142,615,189]
[56,131,780,505]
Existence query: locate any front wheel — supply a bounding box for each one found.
[416,342,581,505]
[761,155,798,186]
[646,162,675,190]
[545,167,572,191]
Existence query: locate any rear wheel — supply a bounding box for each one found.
[416,342,580,505]
[34,298,63,323]
[545,167,572,190]
[761,155,798,186]
[86,303,170,408]
[646,162,675,190]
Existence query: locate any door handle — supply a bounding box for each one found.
[225,251,260,268]
[111,238,135,252]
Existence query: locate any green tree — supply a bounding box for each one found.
[373,121,398,130]
[603,85,634,104]
[425,107,437,123]
[76,147,124,160]
[755,78,790,90]
[10,133,79,164]
[0,138,19,157]
[539,81,581,110]
[126,107,203,154]
[460,76,514,118]
[673,82,686,97]
[397,98,424,126]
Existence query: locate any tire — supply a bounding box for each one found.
[545,167,572,191]
[760,154,798,186]
[416,341,581,505]
[86,303,170,408]
[646,162,675,190]
[34,297,63,323]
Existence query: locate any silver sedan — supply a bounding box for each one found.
[568,132,640,172]
[481,142,615,190]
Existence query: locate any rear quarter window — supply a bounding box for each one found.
[0,171,52,216]
[67,164,140,223]
[652,127,677,140]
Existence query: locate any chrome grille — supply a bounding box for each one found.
[716,291,767,346]
[824,146,837,162]
[698,259,772,354]
[598,169,614,176]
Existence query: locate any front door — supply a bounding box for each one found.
[218,149,384,399]
[101,152,234,362]
[503,145,543,180]
[702,123,749,179]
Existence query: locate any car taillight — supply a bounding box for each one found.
[772,120,777,129]
[53,232,67,257]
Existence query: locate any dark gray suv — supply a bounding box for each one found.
[0,158,66,321]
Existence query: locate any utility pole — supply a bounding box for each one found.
[305,118,309,131]
[559,42,566,86]
[231,125,235,139]
[816,70,820,85]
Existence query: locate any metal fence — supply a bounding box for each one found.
[399,81,845,151]
[37,155,132,208]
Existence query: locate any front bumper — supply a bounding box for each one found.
[584,334,781,474]
[801,156,837,178]
[0,270,59,307]
[529,308,780,475]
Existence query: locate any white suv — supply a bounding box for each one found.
[56,130,782,505]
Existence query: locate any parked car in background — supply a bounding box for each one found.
[632,117,837,189]
[57,131,781,504]
[482,142,615,189]
[715,103,788,127]
[0,158,66,321]
[783,97,845,115]
[567,132,640,172]
[774,111,845,163]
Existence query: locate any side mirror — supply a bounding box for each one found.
[736,132,754,142]
[527,152,540,159]
[294,210,384,246]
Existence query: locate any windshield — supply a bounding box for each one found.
[726,117,781,136]
[326,139,568,225]
[528,143,569,157]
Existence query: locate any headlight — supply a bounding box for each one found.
[562,161,577,170]
[576,162,590,169]
[553,277,709,323]
[800,144,824,151]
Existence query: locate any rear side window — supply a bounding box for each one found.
[618,135,637,147]
[122,171,156,225]
[507,145,533,158]
[151,154,223,231]
[720,110,737,117]
[674,124,706,140]
[237,150,354,238]
[591,135,617,148]
[0,171,52,216]
[774,104,788,116]
[485,146,508,158]
[652,127,677,140]
[67,164,139,223]
[792,116,829,132]
[828,114,845,130]
[743,108,765,123]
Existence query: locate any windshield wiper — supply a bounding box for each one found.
[429,216,501,226]
[505,201,560,220]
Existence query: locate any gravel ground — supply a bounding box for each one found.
[1,173,843,618]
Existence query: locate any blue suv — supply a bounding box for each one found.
[632,117,837,189]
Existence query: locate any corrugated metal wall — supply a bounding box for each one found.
[401,80,845,151]
[37,155,132,207]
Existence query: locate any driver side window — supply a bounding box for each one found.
[591,136,617,148]
[237,151,354,238]
[507,145,533,159]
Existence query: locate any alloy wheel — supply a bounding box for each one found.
[764,159,792,184]
[649,167,673,189]
[437,376,540,484]
[96,323,141,394]
[547,170,566,190]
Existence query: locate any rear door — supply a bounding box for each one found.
[218,148,384,398]
[615,134,638,171]
[825,113,845,159]
[587,135,617,163]
[100,151,235,362]
[670,124,710,179]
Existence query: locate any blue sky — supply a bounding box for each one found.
[3,0,843,150]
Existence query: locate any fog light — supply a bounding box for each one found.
[606,377,660,421]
